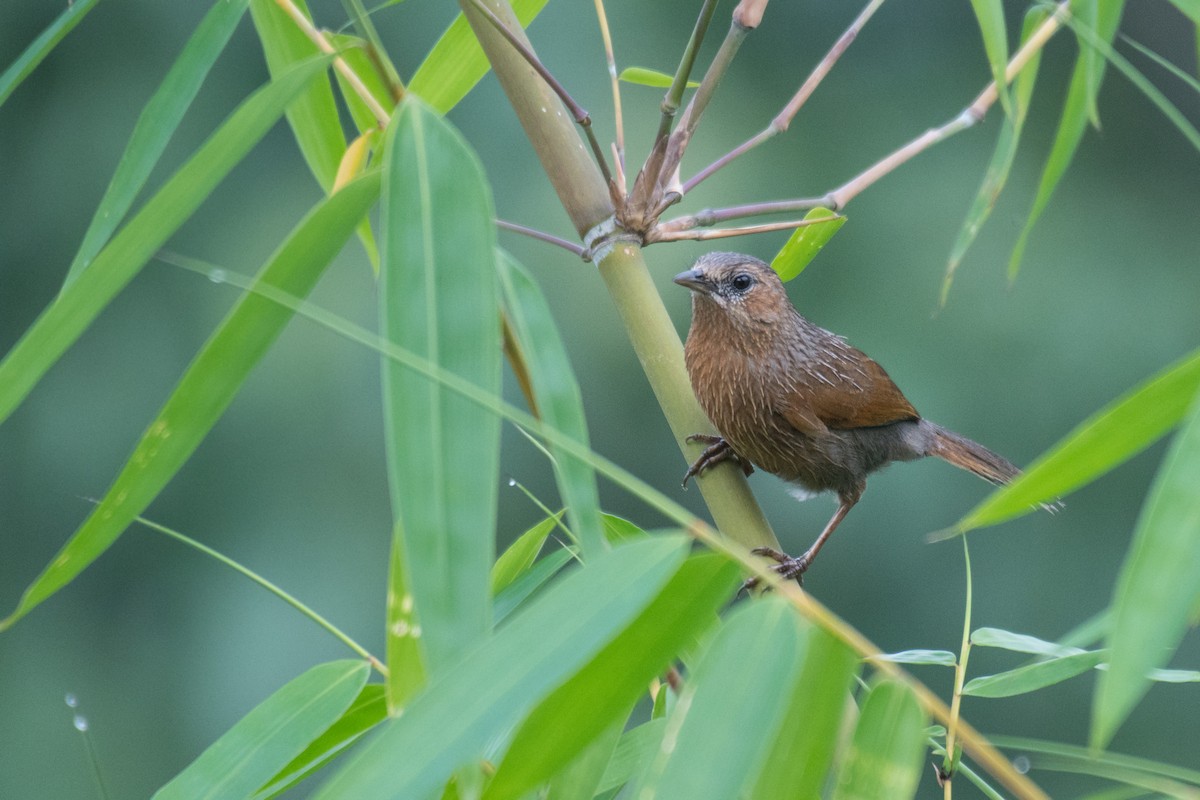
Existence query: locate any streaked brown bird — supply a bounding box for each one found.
[675,251,1045,582]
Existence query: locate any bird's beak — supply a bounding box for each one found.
[673,269,710,293]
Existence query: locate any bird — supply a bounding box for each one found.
[674,251,1052,584]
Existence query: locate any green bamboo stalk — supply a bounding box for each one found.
[458,0,779,552]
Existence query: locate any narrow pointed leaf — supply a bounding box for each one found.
[639,598,806,800]
[0,0,100,108]
[751,627,859,800]
[1093,388,1200,747]
[379,98,500,707]
[497,253,605,558]
[971,627,1085,657]
[409,0,551,114]
[494,548,573,623]
[0,114,369,633]
[617,67,700,89]
[873,649,959,666]
[832,680,927,800]
[955,345,1200,532]
[485,552,740,800]
[544,719,625,800]
[769,208,846,282]
[255,684,388,799]
[991,735,1200,794]
[313,536,691,800]
[491,513,560,595]
[964,651,1106,698]
[597,720,667,795]
[1072,0,1125,127]
[328,33,397,135]
[0,55,332,431]
[250,0,346,192]
[152,660,369,800]
[943,7,1047,304]
[968,0,1011,116]
[64,0,249,287]
[1009,3,1120,279]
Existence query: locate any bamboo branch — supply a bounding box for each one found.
[657,197,829,234]
[684,0,885,194]
[648,214,841,244]
[465,0,613,186]
[497,219,587,258]
[272,0,391,126]
[592,0,626,191]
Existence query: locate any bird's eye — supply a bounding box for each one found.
[730,273,754,292]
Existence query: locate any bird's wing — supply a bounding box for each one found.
[779,341,919,433]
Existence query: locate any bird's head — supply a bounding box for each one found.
[673,252,793,328]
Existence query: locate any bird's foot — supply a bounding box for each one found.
[738,546,811,594]
[682,435,754,488]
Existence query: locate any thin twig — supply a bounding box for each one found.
[657,197,829,234]
[825,2,1067,210]
[943,537,975,797]
[497,219,587,258]
[648,215,841,243]
[593,0,626,191]
[466,0,613,186]
[684,0,886,194]
[340,0,406,100]
[272,0,391,126]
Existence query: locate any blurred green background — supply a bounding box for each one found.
[2,1,1198,796]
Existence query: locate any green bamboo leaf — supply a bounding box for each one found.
[769,208,846,282]
[831,680,927,800]
[64,0,249,287]
[751,627,859,800]
[953,345,1200,533]
[0,0,100,108]
[597,720,666,795]
[991,735,1200,796]
[968,0,1011,116]
[312,536,690,800]
[494,548,573,623]
[0,70,361,633]
[0,55,332,431]
[485,552,740,800]
[1008,3,1120,279]
[942,7,1047,305]
[963,651,1106,698]
[152,661,369,800]
[327,33,397,134]
[602,513,647,543]
[617,67,700,89]
[491,513,560,595]
[409,0,551,114]
[639,598,806,800]
[1072,0,1126,127]
[497,253,605,558]
[1169,0,1200,23]
[249,0,346,192]
[971,627,1085,658]
[873,649,959,666]
[1093,387,1200,748]
[1123,35,1200,96]
[380,97,500,708]
[544,720,625,800]
[254,684,388,799]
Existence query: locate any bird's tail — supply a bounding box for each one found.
[924,422,1020,486]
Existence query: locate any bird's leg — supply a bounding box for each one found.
[682,434,754,488]
[740,484,863,592]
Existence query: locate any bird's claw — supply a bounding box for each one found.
[738,546,810,595]
[682,435,754,489]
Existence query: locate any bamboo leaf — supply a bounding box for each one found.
[639,598,807,800]
[379,98,500,708]
[596,720,667,795]
[1008,2,1121,279]
[0,0,101,109]
[953,345,1200,533]
[64,0,249,287]
[873,649,959,666]
[254,684,388,799]
[832,680,927,800]
[971,627,1085,658]
[484,552,740,800]
[1072,0,1126,127]
[544,719,625,800]
[249,0,346,192]
[942,7,1047,305]
[968,0,1011,116]
[751,627,859,800]
[0,55,332,430]
[991,735,1200,796]
[152,661,369,800]
[494,548,573,623]
[491,513,560,595]
[328,33,397,135]
[312,536,691,800]
[0,85,365,633]
[769,208,846,282]
[617,67,699,88]
[409,0,551,114]
[497,253,605,558]
[963,651,1106,698]
[1093,387,1200,748]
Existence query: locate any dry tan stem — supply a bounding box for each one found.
[496,219,586,257]
[684,0,886,194]
[649,215,840,243]
[592,0,626,188]
[826,2,1066,209]
[657,196,829,234]
[272,0,390,126]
